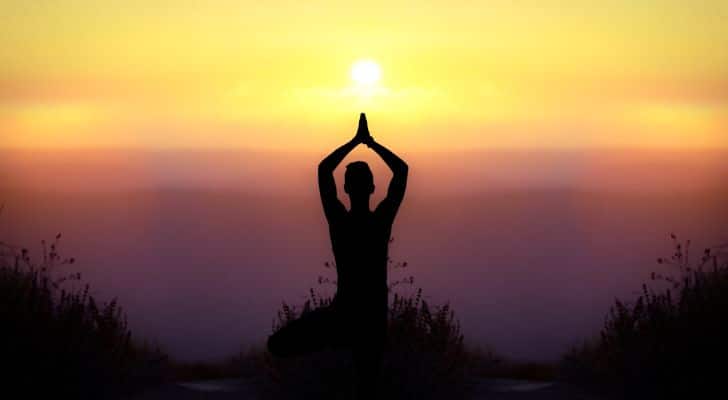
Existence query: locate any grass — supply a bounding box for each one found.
[259,289,470,400]
[0,228,488,398]
[254,254,472,400]
[0,233,167,399]
[562,234,728,399]
[183,254,556,399]
[12,219,721,399]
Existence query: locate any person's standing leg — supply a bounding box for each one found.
[352,343,383,400]
[351,305,387,400]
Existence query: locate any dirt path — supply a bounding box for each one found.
[131,378,603,399]
[130,379,256,400]
[471,379,605,399]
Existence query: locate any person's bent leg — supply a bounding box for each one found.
[267,306,337,357]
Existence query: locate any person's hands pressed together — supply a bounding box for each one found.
[355,113,374,146]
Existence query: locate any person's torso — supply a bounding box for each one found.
[329,210,390,309]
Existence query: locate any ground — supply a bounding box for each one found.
[131,378,606,399]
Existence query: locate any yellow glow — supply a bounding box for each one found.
[1,1,727,150]
[351,60,381,86]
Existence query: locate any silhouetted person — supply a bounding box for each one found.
[267,113,408,399]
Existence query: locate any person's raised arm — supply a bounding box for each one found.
[364,122,408,221]
[318,114,368,222]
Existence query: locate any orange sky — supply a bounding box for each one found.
[1,1,727,150]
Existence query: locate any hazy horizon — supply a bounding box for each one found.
[3,147,727,362]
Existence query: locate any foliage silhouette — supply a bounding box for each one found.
[260,256,470,400]
[0,233,166,399]
[562,234,728,399]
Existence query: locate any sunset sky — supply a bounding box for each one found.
[2,1,727,150]
[3,1,728,362]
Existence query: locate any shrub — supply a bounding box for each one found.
[261,258,470,400]
[562,235,728,399]
[0,234,166,399]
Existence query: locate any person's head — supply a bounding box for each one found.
[344,161,374,200]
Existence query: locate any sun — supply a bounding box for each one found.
[351,59,381,86]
